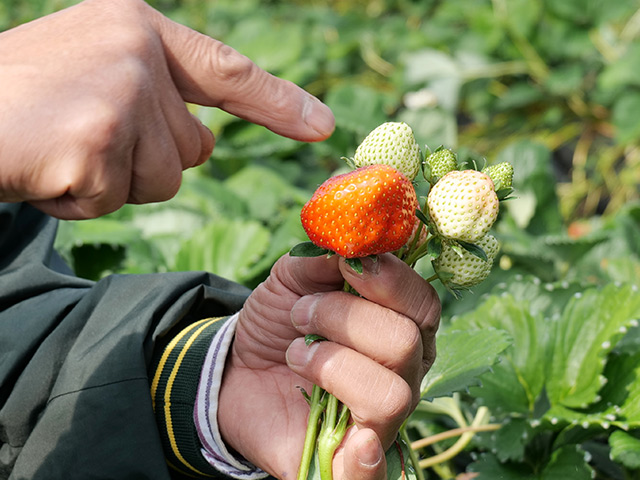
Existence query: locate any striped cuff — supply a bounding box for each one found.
[195,314,267,479]
[151,317,231,479]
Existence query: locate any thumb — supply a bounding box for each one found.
[339,428,387,480]
[149,10,335,142]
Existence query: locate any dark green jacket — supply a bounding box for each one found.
[0,203,251,479]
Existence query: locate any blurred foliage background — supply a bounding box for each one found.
[3,1,640,477]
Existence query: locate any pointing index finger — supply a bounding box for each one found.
[151,11,335,141]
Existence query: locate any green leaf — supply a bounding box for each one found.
[543,351,640,430]
[541,445,594,479]
[420,328,512,399]
[222,17,305,74]
[399,108,458,152]
[468,445,594,479]
[244,208,310,283]
[468,452,535,480]
[457,295,550,415]
[611,91,640,143]
[415,208,430,226]
[497,187,515,201]
[495,140,563,235]
[609,430,640,469]
[55,218,142,250]
[304,334,326,346]
[290,242,330,257]
[403,49,461,111]
[475,418,533,463]
[427,235,442,259]
[422,159,432,183]
[172,218,270,285]
[54,219,145,278]
[345,257,363,274]
[224,165,309,224]
[457,240,488,261]
[386,438,418,480]
[546,284,640,409]
[598,43,640,91]
[324,84,389,137]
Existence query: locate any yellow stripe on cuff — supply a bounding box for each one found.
[164,317,224,477]
[150,317,214,406]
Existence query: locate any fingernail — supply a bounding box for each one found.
[303,96,335,138]
[291,294,318,328]
[355,435,383,467]
[360,255,381,275]
[286,337,318,367]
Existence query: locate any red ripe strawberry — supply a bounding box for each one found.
[301,165,418,258]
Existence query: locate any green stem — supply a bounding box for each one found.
[317,395,351,480]
[400,427,425,480]
[326,394,339,432]
[417,407,494,470]
[424,273,439,283]
[403,236,431,268]
[298,385,328,480]
[402,219,424,262]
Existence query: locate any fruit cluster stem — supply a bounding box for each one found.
[297,385,327,480]
[297,386,351,480]
[317,395,351,480]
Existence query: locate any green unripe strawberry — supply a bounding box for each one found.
[424,148,457,183]
[434,235,499,288]
[482,162,514,190]
[427,170,499,243]
[353,122,421,180]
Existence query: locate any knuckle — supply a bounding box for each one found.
[377,379,413,424]
[418,290,442,336]
[390,319,423,368]
[210,42,257,86]
[65,100,127,156]
[159,168,183,200]
[262,78,297,113]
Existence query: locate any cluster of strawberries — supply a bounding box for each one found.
[298,121,514,293]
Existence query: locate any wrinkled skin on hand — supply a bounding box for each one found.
[0,0,334,219]
[219,253,441,479]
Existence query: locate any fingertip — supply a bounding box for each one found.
[272,253,343,296]
[342,429,386,480]
[302,95,335,141]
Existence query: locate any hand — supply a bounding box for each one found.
[0,0,334,220]
[219,253,441,479]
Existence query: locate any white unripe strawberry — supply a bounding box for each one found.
[427,170,499,243]
[434,235,499,288]
[353,122,421,180]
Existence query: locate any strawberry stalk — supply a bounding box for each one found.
[297,386,351,480]
[317,394,351,480]
[297,385,329,480]
[297,280,358,480]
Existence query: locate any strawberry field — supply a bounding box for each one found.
[6,0,640,478]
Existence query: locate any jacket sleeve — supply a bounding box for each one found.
[0,203,251,480]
